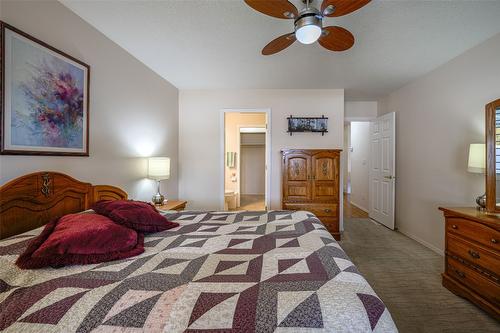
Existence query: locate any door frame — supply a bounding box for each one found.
[344,115,377,195]
[237,125,266,208]
[345,120,374,212]
[220,108,272,211]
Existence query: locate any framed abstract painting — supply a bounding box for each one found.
[0,21,89,156]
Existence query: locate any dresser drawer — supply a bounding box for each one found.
[447,234,500,278]
[283,203,338,217]
[446,217,499,252]
[446,257,500,307]
[318,217,339,232]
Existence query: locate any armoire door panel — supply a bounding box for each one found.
[315,184,335,196]
[283,153,312,201]
[313,157,336,181]
[312,182,338,202]
[287,156,309,181]
[311,152,339,202]
[286,181,310,201]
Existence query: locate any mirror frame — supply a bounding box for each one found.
[485,99,500,212]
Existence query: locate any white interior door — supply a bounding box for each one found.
[369,112,395,229]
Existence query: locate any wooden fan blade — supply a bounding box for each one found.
[244,0,298,19]
[321,0,371,17]
[262,33,296,55]
[318,26,354,51]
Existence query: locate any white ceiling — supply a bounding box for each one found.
[61,0,500,100]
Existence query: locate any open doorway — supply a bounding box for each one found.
[344,121,370,218]
[240,130,266,210]
[222,110,270,211]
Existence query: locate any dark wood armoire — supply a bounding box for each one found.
[281,149,341,240]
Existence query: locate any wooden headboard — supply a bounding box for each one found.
[0,172,127,239]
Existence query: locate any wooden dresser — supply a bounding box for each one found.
[282,149,341,240]
[439,207,500,319]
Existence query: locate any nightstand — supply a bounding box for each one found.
[155,200,187,212]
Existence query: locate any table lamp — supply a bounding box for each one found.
[148,157,170,205]
[467,143,486,209]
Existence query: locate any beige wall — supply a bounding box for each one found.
[349,122,370,211]
[0,0,179,201]
[345,101,377,120]
[241,145,265,195]
[378,32,500,253]
[179,89,344,210]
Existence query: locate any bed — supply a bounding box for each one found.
[0,172,397,332]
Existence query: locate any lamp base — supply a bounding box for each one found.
[152,193,165,205]
[476,193,486,211]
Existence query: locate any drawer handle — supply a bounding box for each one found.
[492,238,498,244]
[324,209,332,213]
[468,250,480,259]
[451,224,458,229]
[454,269,466,279]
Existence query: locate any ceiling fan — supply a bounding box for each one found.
[244,0,371,55]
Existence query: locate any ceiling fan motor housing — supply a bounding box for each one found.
[295,7,322,32]
[294,7,323,44]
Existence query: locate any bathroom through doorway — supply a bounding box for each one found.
[222,109,270,211]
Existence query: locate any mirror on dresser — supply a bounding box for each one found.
[485,99,500,213]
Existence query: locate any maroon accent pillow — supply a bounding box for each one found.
[92,200,179,233]
[16,213,144,269]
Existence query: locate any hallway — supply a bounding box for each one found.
[344,193,369,218]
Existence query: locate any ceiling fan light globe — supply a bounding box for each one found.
[295,24,322,44]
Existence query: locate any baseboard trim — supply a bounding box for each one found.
[397,228,444,256]
[349,200,368,213]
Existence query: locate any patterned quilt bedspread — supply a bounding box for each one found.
[0,210,397,332]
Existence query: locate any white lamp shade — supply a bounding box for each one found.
[148,157,170,180]
[467,143,485,174]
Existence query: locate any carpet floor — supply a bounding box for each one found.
[339,217,499,333]
[230,194,265,211]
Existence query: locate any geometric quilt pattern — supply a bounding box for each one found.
[0,210,397,332]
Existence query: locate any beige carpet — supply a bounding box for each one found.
[339,218,499,333]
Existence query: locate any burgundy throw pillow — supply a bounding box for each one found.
[92,200,179,233]
[16,213,144,269]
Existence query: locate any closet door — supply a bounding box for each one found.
[282,152,311,202]
[311,151,339,202]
